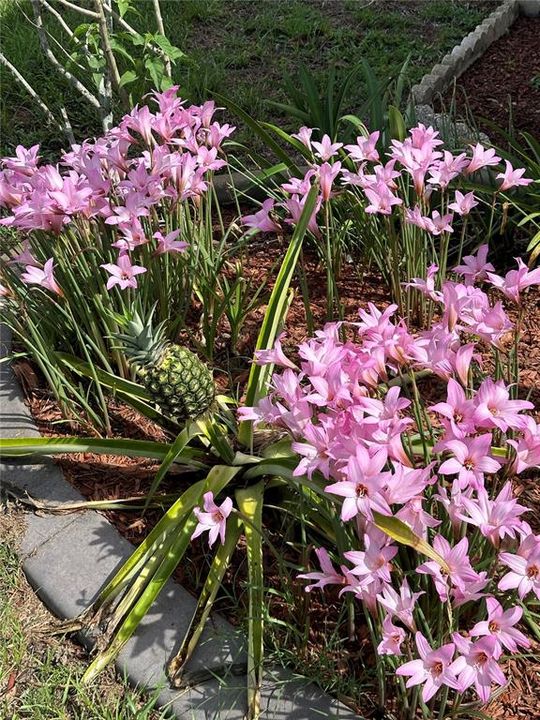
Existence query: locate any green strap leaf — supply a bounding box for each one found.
[238,184,319,448]
[57,352,150,399]
[82,514,198,684]
[144,421,201,510]
[236,481,265,720]
[0,436,190,461]
[372,511,450,573]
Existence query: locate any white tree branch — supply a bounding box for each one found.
[52,0,99,19]
[0,51,75,144]
[30,0,101,109]
[93,0,129,110]
[152,0,171,78]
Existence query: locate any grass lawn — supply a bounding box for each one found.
[0,507,169,720]
[0,0,499,158]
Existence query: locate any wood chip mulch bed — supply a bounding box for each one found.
[440,16,540,144]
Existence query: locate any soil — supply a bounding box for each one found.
[9,232,540,719]
[439,16,540,144]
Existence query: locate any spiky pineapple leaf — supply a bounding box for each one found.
[236,481,265,720]
[168,513,242,684]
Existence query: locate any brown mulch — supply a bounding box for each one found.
[439,16,540,144]
[10,243,540,718]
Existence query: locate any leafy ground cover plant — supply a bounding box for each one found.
[0,87,252,431]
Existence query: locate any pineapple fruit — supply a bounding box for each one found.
[115,310,215,422]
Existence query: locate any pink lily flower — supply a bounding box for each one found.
[242,198,281,233]
[376,578,423,631]
[317,161,341,202]
[487,257,540,303]
[451,572,489,607]
[450,634,505,702]
[364,182,402,215]
[8,239,38,266]
[112,220,148,251]
[325,446,391,521]
[438,434,501,490]
[454,244,495,285]
[429,378,477,438]
[458,483,528,546]
[396,496,441,539]
[311,134,343,162]
[21,258,62,296]
[191,491,233,547]
[396,633,460,702]
[291,126,313,151]
[405,263,443,302]
[448,190,478,216]
[435,482,474,532]
[425,210,453,236]
[3,143,40,175]
[101,253,147,290]
[284,193,322,237]
[417,535,481,602]
[470,301,513,349]
[344,533,397,586]
[508,417,540,474]
[466,143,501,174]
[404,205,431,231]
[498,546,540,600]
[496,160,533,191]
[470,598,530,653]
[153,229,188,255]
[428,151,468,188]
[297,547,345,592]
[344,131,380,163]
[473,377,533,432]
[255,332,297,370]
[281,168,317,196]
[377,614,406,656]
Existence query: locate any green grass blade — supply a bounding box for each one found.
[238,184,319,447]
[168,513,242,683]
[236,481,265,720]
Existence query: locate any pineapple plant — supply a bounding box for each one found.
[114,309,215,422]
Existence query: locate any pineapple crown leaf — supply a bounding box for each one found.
[112,303,170,364]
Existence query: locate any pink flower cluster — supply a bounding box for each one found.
[242,124,532,238]
[239,251,540,705]
[0,88,234,294]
